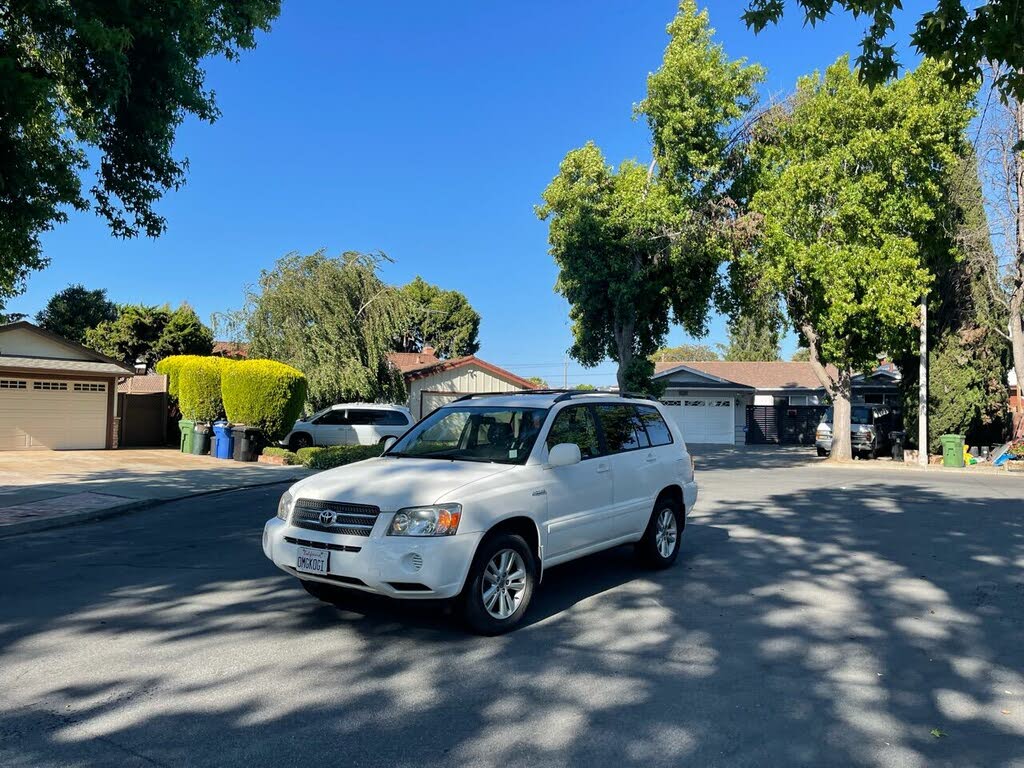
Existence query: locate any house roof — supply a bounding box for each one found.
[400,354,540,390]
[0,321,134,376]
[212,340,250,358]
[654,360,899,390]
[387,350,441,374]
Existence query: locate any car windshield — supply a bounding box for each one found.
[386,406,548,464]
[822,406,873,425]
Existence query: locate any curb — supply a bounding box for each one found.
[0,473,308,539]
[818,458,1017,477]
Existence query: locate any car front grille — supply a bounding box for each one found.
[291,498,381,536]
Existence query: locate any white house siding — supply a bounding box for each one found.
[408,364,529,420]
[0,327,94,359]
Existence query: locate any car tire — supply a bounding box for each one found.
[637,497,683,570]
[461,533,536,636]
[817,447,828,457]
[289,433,313,451]
[300,578,346,605]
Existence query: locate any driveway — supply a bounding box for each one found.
[1,449,1022,767]
[0,449,307,534]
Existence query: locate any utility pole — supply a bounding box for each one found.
[918,296,928,467]
[563,355,568,389]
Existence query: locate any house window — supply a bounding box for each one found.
[33,381,67,391]
[0,380,27,389]
[712,400,731,407]
[73,383,106,392]
[789,395,820,406]
[862,393,884,404]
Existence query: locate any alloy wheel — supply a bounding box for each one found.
[481,549,527,620]
[655,508,678,559]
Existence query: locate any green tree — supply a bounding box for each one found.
[742,1,1024,103]
[0,0,279,311]
[243,250,409,409]
[538,1,763,394]
[35,284,118,344]
[651,343,720,362]
[398,277,480,358]
[747,58,973,460]
[791,348,811,362]
[573,383,598,391]
[718,314,780,361]
[85,304,213,366]
[527,377,549,388]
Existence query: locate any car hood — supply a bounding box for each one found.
[287,456,515,511]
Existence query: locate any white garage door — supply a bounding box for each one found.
[676,397,734,444]
[0,378,108,450]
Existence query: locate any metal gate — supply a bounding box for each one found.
[745,405,778,444]
[747,404,827,445]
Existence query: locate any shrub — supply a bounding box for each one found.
[178,357,227,422]
[155,355,207,398]
[260,447,300,465]
[298,444,381,470]
[1007,440,1024,459]
[222,359,307,441]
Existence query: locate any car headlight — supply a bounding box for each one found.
[277,490,294,521]
[388,504,462,537]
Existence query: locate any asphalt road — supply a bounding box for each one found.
[2,448,1023,768]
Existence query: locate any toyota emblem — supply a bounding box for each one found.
[318,510,337,526]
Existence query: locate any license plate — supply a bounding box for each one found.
[296,546,330,575]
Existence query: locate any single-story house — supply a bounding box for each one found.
[388,347,539,420]
[653,360,902,445]
[0,321,134,450]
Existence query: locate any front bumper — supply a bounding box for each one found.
[263,517,482,600]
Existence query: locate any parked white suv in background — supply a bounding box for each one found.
[281,403,413,450]
[264,391,698,634]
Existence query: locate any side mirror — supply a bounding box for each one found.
[381,436,398,453]
[548,443,582,467]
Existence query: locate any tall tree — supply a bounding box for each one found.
[84,304,213,366]
[718,314,780,361]
[0,1,280,312]
[973,65,1024,438]
[742,1,1024,103]
[397,277,481,359]
[791,348,811,362]
[35,284,118,343]
[652,343,720,362]
[243,250,409,409]
[527,376,549,388]
[538,1,764,393]
[900,153,1010,452]
[747,58,973,460]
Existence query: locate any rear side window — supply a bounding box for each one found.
[595,405,649,453]
[636,405,673,446]
[373,410,410,426]
[546,405,601,459]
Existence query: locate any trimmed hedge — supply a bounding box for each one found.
[155,355,208,398]
[297,444,381,470]
[260,447,301,465]
[222,359,307,441]
[178,357,226,422]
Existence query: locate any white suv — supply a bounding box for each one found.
[281,403,413,450]
[263,391,698,634]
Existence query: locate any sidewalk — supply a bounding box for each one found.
[0,448,310,537]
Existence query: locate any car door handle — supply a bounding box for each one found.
[645,455,657,463]
[596,463,611,473]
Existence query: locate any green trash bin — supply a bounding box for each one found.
[940,434,965,468]
[179,419,195,453]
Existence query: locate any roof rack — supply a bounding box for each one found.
[450,389,657,404]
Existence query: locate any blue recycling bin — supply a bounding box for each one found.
[212,421,234,460]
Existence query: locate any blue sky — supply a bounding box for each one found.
[8,0,929,388]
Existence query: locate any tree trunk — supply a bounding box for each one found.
[614,318,635,392]
[800,322,853,461]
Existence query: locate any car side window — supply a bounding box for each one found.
[374,410,410,426]
[595,405,649,453]
[316,410,347,425]
[545,405,600,459]
[636,405,673,446]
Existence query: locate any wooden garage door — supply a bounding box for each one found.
[0,378,108,450]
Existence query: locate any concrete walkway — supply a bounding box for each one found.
[0,449,309,536]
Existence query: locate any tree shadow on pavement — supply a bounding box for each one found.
[1,476,1022,768]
